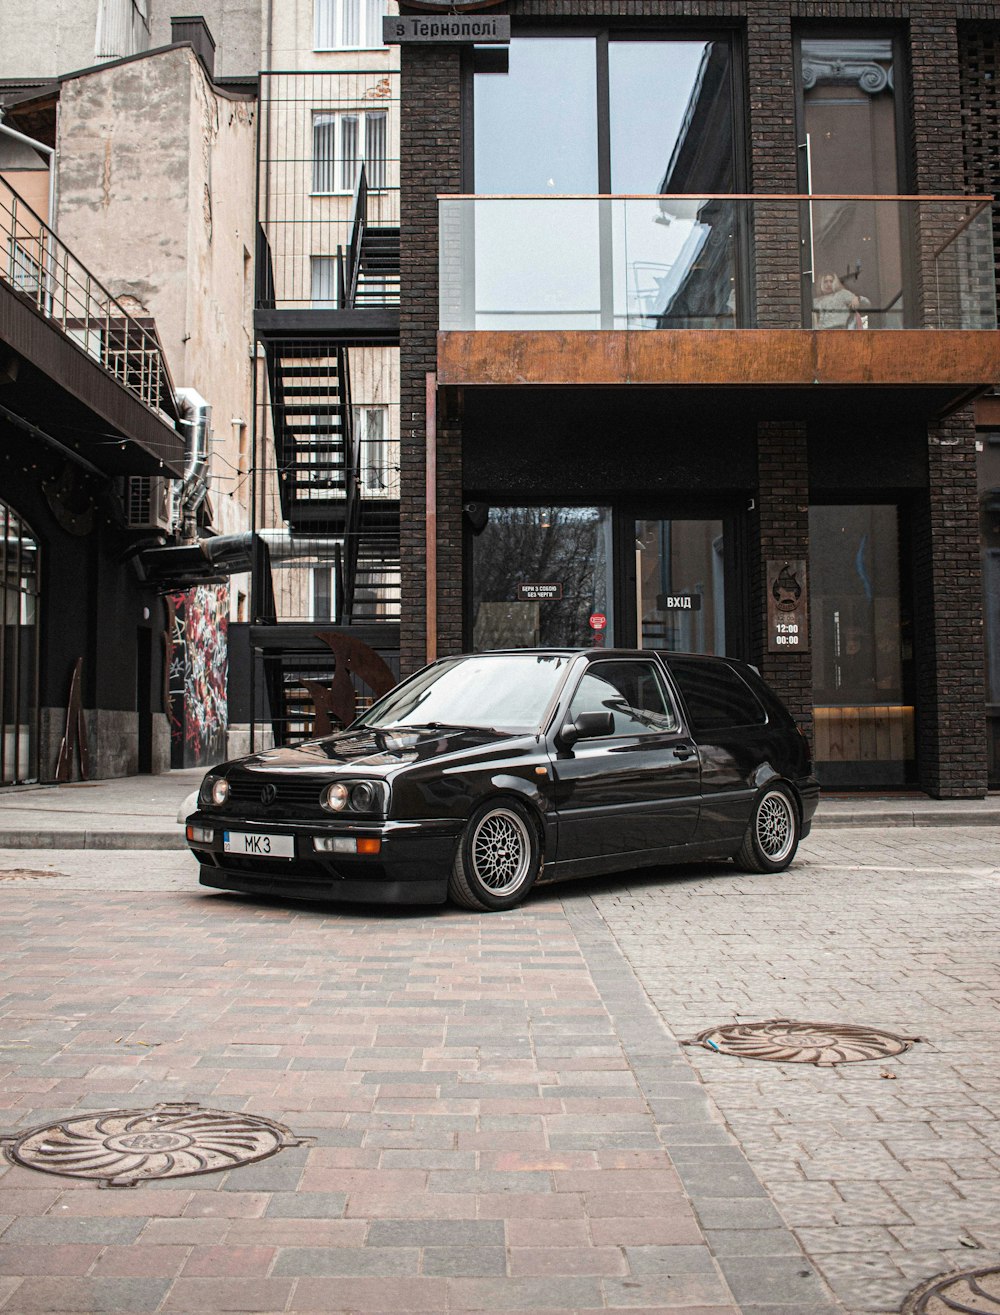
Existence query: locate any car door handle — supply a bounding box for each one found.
[673,744,696,761]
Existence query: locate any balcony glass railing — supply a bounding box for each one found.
[0,175,174,414]
[439,195,996,332]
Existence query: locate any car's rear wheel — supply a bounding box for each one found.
[734,784,799,873]
[449,799,541,911]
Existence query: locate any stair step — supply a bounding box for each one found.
[277,365,342,377]
[280,385,342,397]
[280,404,344,415]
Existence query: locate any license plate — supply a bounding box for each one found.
[223,832,295,859]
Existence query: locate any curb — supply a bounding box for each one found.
[1,809,998,850]
[0,831,186,851]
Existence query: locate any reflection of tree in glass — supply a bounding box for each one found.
[475,507,608,648]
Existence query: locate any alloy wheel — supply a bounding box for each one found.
[755,789,795,863]
[470,808,533,895]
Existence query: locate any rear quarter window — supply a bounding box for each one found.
[666,658,768,734]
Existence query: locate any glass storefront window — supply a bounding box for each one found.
[798,35,905,329]
[472,35,740,329]
[471,506,613,650]
[810,504,913,786]
[474,38,599,195]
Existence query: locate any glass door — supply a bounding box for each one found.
[809,504,914,787]
[633,518,726,653]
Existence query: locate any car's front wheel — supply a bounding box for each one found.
[734,784,800,873]
[448,799,541,911]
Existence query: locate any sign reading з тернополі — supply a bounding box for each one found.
[383,14,510,42]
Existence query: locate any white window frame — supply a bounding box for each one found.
[310,255,339,308]
[353,405,387,494]
[312,110,389,195]
[311,564,337,622]
[314,0,387,50]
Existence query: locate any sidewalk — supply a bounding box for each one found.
[0,772,997,850]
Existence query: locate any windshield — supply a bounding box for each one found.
[358,653,573,733]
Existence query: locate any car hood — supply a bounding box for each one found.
[229,725,517,777]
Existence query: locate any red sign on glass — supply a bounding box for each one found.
[589,613,607,631]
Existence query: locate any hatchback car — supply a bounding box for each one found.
[186,649,818,912]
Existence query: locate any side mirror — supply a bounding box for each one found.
[557,710,614,750]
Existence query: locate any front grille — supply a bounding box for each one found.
[223,778,325,820]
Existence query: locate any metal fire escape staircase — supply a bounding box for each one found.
[254,166,401,741]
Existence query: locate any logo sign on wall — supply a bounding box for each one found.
[385,1,509,42]
[767,560,809,653]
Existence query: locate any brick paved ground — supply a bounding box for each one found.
[0,826,996,1312]
[579,827,1000,1314]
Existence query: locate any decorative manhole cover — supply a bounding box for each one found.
[901,1267,1000,1313]
[685,1019,918,1066]
[2,1102,305,1188]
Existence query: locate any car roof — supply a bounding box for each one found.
[472,648,746,666]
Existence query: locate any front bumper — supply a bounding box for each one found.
[186,812,462,905]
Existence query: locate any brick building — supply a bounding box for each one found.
[391,1,1000,796]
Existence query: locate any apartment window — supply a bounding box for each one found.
[313,110,388,193]
[7,238,42,305]
[354,405,390,493]
[311,256,338,308]
[315,0,387,50]
[312,565,336,622]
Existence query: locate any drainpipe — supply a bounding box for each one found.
[0,111,56,230]
[174,387,212,541]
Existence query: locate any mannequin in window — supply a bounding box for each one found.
[813,272,870,329]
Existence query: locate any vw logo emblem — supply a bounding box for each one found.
[260,784,277,806]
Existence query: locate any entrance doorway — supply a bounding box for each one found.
[1,501,40,784]
[633,517,726,652]
[809,504,914,787]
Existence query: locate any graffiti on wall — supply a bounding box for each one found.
[169,584,229,768]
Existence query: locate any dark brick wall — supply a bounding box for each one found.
[752,421,812,722]
[399,45,462,675]
[914,406,987,797]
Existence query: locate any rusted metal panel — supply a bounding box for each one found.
[437,329,1000,392]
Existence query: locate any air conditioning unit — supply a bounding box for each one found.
[124,476,172,531]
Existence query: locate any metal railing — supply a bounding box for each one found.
[258,70,399,308]
[0,175,176,415]
[439,194,997,332]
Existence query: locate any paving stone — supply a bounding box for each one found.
[367,1220,505,1246]
[1,1277,171,1311]
[421,1246,508,1276]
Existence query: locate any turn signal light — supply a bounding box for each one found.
[314,836,382,856]
[186,824,213,844]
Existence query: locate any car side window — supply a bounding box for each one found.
[667,657,767,732]
[568,660,678,736]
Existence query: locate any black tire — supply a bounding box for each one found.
[733,784,800,873]
[448,798,542,911]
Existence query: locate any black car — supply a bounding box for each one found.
[186,649,819,912]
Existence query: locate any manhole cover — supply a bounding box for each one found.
[685,1019,918,1066]
[901,1267,1000,1313]
[2,1103,305,1188]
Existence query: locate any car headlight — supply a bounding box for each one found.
[322,783,350,812]
[199,775,229,808]
[320,779,387,815]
